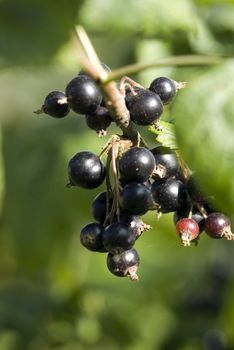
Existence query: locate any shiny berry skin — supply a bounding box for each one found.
[151,179,187,213]
[120,182,153,216]
[68,151,105,189]
[118,214,149,239]
[174,207,205,232]
[204,213,234,240]
[127,89,163,125]
[107,248,140,281]
[65,75,102,114]
[102,223,136,254]
[85,106,112,135]
[80,223,107,252]
[151,146,179,180]
[119,147,155,183]
[176,218,200,246]
[42,91,70,118]
[149,77,176,104]
[91,191,113,224]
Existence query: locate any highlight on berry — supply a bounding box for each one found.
[34,62,233,282]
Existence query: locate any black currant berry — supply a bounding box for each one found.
[68,151,105,189]
[119,147,155,183]
[65,75,102,114]
[120,182,153,216]
[80,223,107,252]
[187,176,207,204]
[151,178,187,213]
[125,87,143,110]
[127,89,163,125]
[149,77,176,104]
[119,214,150,239]
[176,218,200,246]
[102,223,136,254]
[91,191,113,224]
[35,91,70,118]
[85,106,112,136]
[174,207,205,232]
[151,146,179,180]
[107,248,140,281]
[204,213,234,240]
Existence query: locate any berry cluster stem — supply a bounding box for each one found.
[73,26,139,142]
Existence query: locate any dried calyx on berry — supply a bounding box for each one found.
[107,248,140,281]
[34,91,70,118]
[176,218,200,246]
[36,60,233,282]
[204,213,234,240]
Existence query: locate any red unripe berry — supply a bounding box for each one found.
[176,218,199,247]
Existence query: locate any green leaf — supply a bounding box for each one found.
[172,60,234,215]
[80,0,197,36]
[149,121,178,150]
[0,0,83,66]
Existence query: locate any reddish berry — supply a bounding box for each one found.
[204,213,234,240]
[176,218,199,246]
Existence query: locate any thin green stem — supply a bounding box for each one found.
[106,55,225,82]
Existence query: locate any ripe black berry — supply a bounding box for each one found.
[176,218,200,246]
[151,146,179,179]
[65,75,102,114]
[119,147,155,183]
[120,182,153,215]
[68,151,105,189]
[149,77,176,104]
[85,106,112,136]
[187,176,207,204]
[107,248,140,281]
[151,179,187,213]
[118,214,150,239]
[127,89,163,125]
[38,91,70,118]
[102,223,136,254]
[204,213,234,240]
[91,191,113,224]
[80,223,107,252]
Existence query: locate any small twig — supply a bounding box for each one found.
[111,137,121,221]
[104,152,113,226]
[188,205,194,219]
[176,151,192,181]
[73,26,139,141]
[119,76,144,95]
[106,55,225,82]
[195,203,208,219]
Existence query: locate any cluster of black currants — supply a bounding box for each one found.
[34,63,113,136]
[35,66,234,281]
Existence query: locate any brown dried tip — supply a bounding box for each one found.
[127,266,139,281]
[153,164,166,178]
[220,226,234,240]
[33,106,44,115]
[180,231,194,247]
[174,81,187,90]
[97,129,107,137]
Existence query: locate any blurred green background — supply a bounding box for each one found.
[0,0,234,349]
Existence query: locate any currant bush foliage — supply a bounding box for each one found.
[173,61,234,215]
